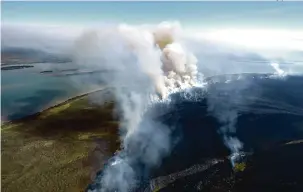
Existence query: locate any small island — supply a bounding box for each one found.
[1,65,34,70]
[40,68,79,74]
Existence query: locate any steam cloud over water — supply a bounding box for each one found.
[68,21,301,191]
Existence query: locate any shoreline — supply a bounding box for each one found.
[2,87,108,125]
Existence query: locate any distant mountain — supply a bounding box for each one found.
[1,47,72,65]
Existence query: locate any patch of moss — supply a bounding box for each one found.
[234,162,246,172]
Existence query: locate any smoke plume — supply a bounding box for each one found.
[271,62,286,77]
[70,21,301,190]
[2,21,302,177]
[205,74,258,167]
[72,22,200,191]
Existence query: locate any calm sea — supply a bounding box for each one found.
[1,63,95,121]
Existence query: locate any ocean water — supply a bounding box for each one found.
[1,63,94,121]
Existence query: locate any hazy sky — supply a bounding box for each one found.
[2,1,303,29]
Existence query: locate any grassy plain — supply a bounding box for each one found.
[1,95,119,192]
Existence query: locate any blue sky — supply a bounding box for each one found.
[2,1,303,29]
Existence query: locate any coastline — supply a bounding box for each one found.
[1,87,108,125]
[1,86,118,192]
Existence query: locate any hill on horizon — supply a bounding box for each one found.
[1,47,71,65]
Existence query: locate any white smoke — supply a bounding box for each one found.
[71,21,302,189]
[72,22,200,191]
[162,43,199,93]
[271,62,286,77]
[205,73,258,167]
[5,20,301,189]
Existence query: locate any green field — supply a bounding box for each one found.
[1,96,120,192]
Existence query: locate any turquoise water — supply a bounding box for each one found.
[1,64,89,120]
